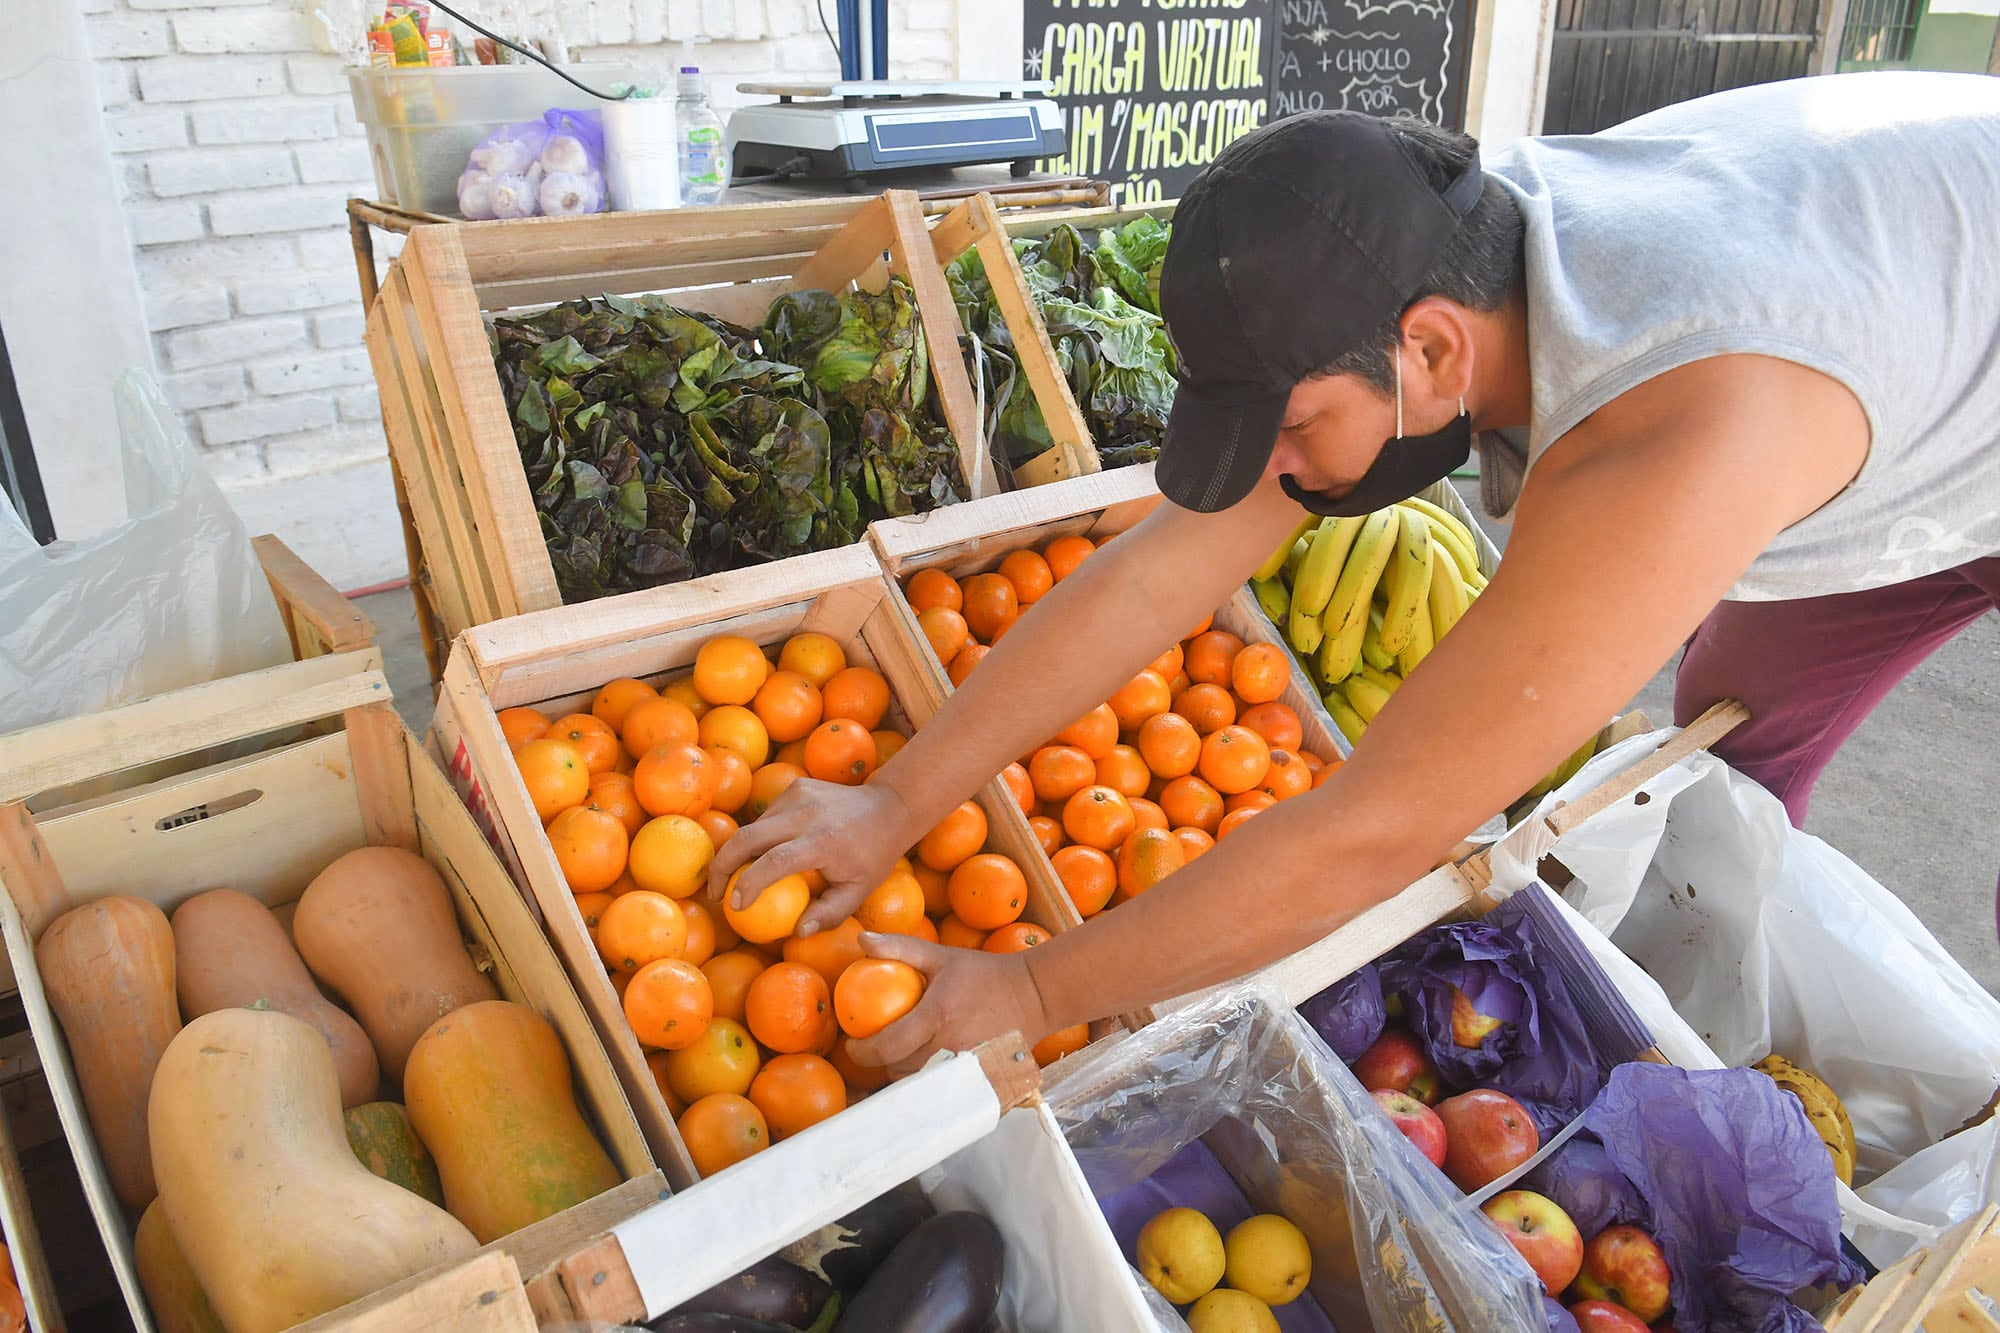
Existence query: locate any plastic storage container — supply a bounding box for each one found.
[347,63,639,215]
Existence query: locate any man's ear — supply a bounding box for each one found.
[1399,298,1476,402]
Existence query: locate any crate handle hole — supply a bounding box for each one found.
[155,789,264,831]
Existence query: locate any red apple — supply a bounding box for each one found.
[1451,984,1504,1048]
[1352,1027,1443,1104]
[1568,1299,1651,1333]
[1482,1190,1583,1293]
[1436,1088,1539,1192]
[1372,1088,1447,1166]
[1571,1225,1671,1323]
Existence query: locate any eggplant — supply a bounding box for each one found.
[780,1181,935,1294]
[647,1314,798,1333]
[669,1256,834,1327]
[833,1211,1004,1333]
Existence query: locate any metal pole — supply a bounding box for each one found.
[837,0,860,80]
[871,0,889,79]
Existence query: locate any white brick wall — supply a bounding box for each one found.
[86,0,978,588]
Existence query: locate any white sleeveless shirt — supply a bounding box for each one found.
[1478,72,2000,601]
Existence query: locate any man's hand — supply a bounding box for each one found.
[706,776,920,935]
[844,932,1051,1076]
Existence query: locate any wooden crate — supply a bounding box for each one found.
[364,193,997,676]
[0,654,661,1333]
[430,543,1081,1186]
[252,533,376,662]
[1822,1203,2000,1331]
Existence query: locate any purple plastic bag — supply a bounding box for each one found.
[1542,1297,1582,1333]
[1297,963,1385,1062]
[1524,1137,1650,1241]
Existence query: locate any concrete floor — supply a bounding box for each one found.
[353,493,2000,996]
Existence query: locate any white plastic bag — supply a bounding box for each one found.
[0,371,284,736]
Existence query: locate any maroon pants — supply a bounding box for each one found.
[1673,556,2000,920]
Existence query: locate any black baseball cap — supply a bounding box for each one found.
[1155,112,1486,512]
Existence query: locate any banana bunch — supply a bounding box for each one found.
[1755,1054,1857,1185]
[1249,496,1488,748]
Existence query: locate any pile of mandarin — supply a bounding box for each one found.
[498,628,1069,1178]
[903,531,1342,918]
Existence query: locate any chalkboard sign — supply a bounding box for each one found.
[1024,0,1472,206]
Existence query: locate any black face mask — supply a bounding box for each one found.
[1279,352,1472,517]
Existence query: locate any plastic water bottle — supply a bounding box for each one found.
[677,66,729,205]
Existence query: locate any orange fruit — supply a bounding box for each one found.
[591,678,659,733]
[1000,762,1035,816]
[744,762,806,820]
[1028,745,1097,804]
[779,739,811,770]
[702,747,752,815]
[936,914,990,950]
[1238,701,1304,751]
[1054,703,1119,760]
[633,744,715,818]
[745,961,835,1054]
[832,1035,890,1093]
[983,921,1049,954]
[606,870,641,897]
[1258,748,1313,801]
[695,809,739,850]
[821,667,890,729]
[646,1050,687,1118]
[1167,671,1193,697]
[1029,815,1065,857]
[1062,786,1137,852]
[701,950,768,1024]
[872,730,908,765]
[586,771,648,837]
[624,957,713,1050]
[778,632,848,689]
[1043,534,1094,581]
[1117,827,1186,897]
[1094,745,1151,798]
[906,914,939,945]
[1108,670,1173,732]
[516,738,590,822]
[998,549,1055,605]
[960,573,1019,643]
[621,696,700,759]
[1185,630,1245,686]
[947,853,1028,930]
[906,567,964,615]
[1160,775,1226,834]
[917,607,970,665]
[499,705,551,750]
[699,704,771,770]
[783,917,868,990]
[678,899,720,967]
[917,800,988,872]
[833,959,925,1039]
[1148,642,1185,681]
[723,867,811,944]
[678,1092,769,1176]
[947,644,988,685]
[856,866,927,935]
[660,676,712,720]
[663,1018,759,1102]
[1176,683,1238,735]
[1314,757,1345,788]
[596,891,688,974]
[1185,611,1215,638]
[1301,750,1325,772]
[1051,844,1116,917]
[750,1053,847,1140]
[1032,1024,1090,1066]
[1136,712,1202,779]
[627,815,714,899]
[751,671,823,745]
[912,861,952,917]
[1217,806,1264,839]
[1199,725,1272,794]
[574,890,616,934]
[802,719,877,785]
[987,609,1023,642]
[1226,789,1278,813]
[1129,796,1169,832]
[1172,826,1216,863]
[1231,643,1291,704]
[547,804,630,894]
[692,636,771,706]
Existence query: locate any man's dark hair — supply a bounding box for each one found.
[1321,118,1525,391]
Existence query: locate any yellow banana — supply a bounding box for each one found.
[1316,508,1399,685]
[1519,731,1598,805]
[1427,545,1470,640]
[1325,691,1368,747]
[1251,576,1291,623]
[1340,673,1393,722]
[1395,591,1435,676]
[1286,517,1363,655]
[1410,507,1485,589]
[1255,515,1321,583]
[1362,606,1397,672]
[1283,536,1311,582]
[1377,511,1434,656]
[1755,1055,1856,1186]
[1357,662,1402,696]
[1399,494,1479,553]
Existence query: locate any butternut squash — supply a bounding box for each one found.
[135,1200,225,1333]
[292,846,496,1082]
[36,895,179,1211]
[344,1101,444,1206]
[403,1000,621,1243]
[149,1008,477,1333]
[171,889,379,1108]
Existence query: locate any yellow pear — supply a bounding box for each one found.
[1136,1206,1225,1305]
[1188,1287,1281,1332]
[1223,1213,1312,1306]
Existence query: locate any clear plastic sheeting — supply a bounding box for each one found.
[1045,986,1546,1333]
[0,372,284,739]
